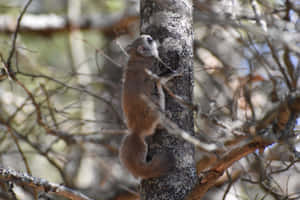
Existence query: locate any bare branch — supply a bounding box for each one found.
[0,167,94,200]
[6,0,32,74]
[185,137,271,200]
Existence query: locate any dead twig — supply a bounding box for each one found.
[6,0,32,77]
[0,167,94,200]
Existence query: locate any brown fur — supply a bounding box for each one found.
[119,35,175,179]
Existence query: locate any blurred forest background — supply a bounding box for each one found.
[0,0,300,200]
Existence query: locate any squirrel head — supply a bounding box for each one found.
[126,35,159,59]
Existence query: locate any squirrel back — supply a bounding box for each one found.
[119,35,175,179]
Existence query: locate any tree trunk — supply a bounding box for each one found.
[140,0,197,199]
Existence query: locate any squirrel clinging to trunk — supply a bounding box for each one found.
[119,35,175,179]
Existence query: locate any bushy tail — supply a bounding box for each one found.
[119,133,175,179]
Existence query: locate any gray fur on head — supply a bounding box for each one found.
[126,35,159,58]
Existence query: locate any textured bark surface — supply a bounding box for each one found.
[140,0,197,199]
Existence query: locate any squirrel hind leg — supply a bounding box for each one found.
[135,152,175,179]
[120,134,175,179]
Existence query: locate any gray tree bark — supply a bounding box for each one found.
[140,0,197,199]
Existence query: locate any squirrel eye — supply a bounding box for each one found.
[146,37,153,44]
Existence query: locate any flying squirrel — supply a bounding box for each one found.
[119,35,175,179]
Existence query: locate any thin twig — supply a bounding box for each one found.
[6,0,33,73]
[0,116,32,175]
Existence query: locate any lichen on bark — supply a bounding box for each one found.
[140,0,197,200]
